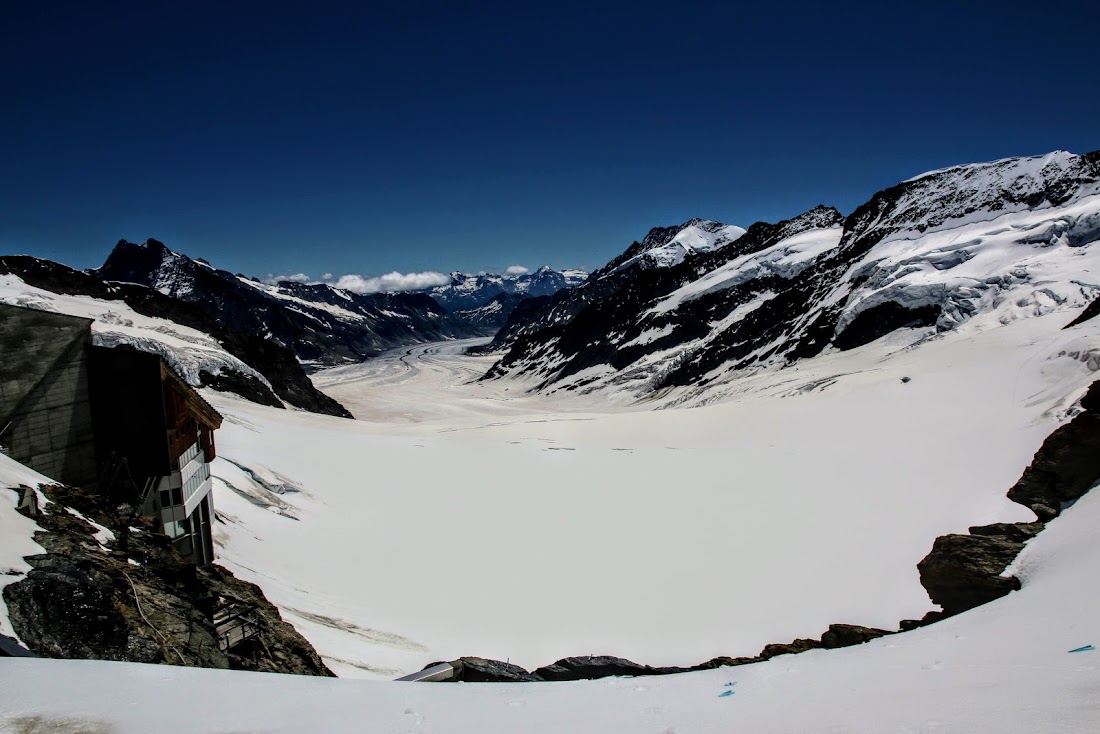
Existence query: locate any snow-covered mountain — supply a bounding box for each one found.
[425,266,587,312]
[485,151,1100,399]
[94,239,491,367]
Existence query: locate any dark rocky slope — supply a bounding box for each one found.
[2,483,333,675]
[484,151,1100,396]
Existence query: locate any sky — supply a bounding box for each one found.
[2,0,1098,289]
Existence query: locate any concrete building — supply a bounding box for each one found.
[0,303,222,565]
[0,306,97,486]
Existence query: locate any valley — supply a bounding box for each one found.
[205,306,1091,679]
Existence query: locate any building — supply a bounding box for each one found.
[0,303,222,565]
[88,346,222,565]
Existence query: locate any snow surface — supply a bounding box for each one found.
[650,225,843,315]
[237,276,368,322]
[832,193,1100,336]
[0,454,49,645]
[3,479,1098,732]
[1,256,1098,730]
[199,308,1098,680]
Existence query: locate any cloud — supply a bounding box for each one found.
[504,265,530,276]
[321,272,333,280]
[262,272,312,285]
[327,270,450,294]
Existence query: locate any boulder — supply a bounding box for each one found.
[759,638,822,659]
[534,655,679,681]
[448,657,542,682]
[917,523,1043,616]
[690,655,762,669]
[819,624,892,649]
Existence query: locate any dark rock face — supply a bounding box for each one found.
[198,369,284,409]
[916,522,1044,616]
[451,292,529,330]
[534,655,671,681]
[449,657,544,682]
[760,638,822,659]
[1006,381,1100,520]
[3,560,161,663]
[438,622,900,684]
[1065,295,1100,328]
[819,624,891,649]
[3,484,333,675]
[833,303,941,352]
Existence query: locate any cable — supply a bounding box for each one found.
[121,569,186,665]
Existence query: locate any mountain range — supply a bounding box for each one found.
[424,267,588,311]
[0,150,1096,418]
[483,151,1100,402]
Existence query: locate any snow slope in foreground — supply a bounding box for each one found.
[0,455,49,645]
[205,309,1098,679]
[3,482,1098,733]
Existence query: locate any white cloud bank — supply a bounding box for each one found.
[504,265,530,276]
[328,271,450,294]
[262,273,312,285]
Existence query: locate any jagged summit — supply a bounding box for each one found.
[597,218,748,277]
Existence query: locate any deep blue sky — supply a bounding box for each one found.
[2,1,1097,285]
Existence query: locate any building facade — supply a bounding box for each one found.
[0,306,97,487]
[0,303,222,565]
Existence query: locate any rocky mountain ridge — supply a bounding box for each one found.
[484,150,1100,398]
[94,239,491,368]
[424,266,587,314]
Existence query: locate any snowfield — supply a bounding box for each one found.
[3,474,1099,733]
[1,147,1099,729]
[1,287,1098,731]
[200,302,1098,682]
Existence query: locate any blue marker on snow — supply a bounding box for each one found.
[719,690,736,698]
[1068,645,1095,653]
[724,681,737,687]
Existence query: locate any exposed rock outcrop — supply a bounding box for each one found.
[2,483,333,676]
[916,522,1044,616]
[535,655,674,681]
[1006,380,1100,521]
[426,622,897,683]
[447,656,545,682]
[819,623,892,649]
[4,558,164,663]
